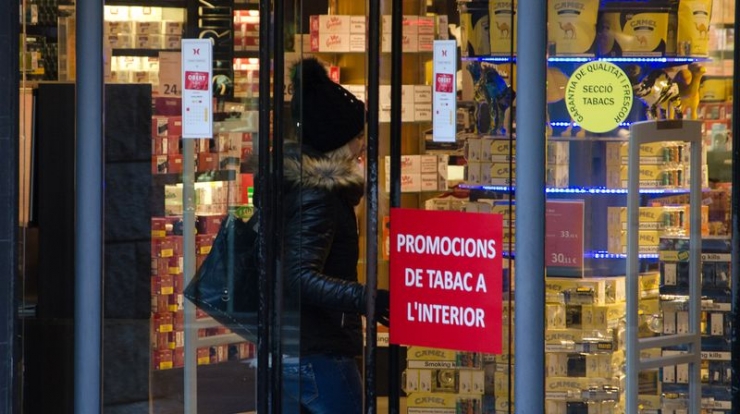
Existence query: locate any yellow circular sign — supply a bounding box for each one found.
[565,61,633,133]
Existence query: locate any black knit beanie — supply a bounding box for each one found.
[291,58,365,153]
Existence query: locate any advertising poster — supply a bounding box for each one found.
[389,208,503,353]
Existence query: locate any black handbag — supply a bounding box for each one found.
[183,213,260,342]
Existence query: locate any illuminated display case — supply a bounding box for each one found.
[455,0,734,412]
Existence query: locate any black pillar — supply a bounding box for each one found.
[0,0,20,411]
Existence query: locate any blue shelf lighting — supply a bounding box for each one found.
[460,184,691,195]
[464,56,711,64]
[589,251,659,260]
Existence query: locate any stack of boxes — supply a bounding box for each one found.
[606,205,709,255]
[379,84,432,123]
[150,95,257,371]
[465,137,515,187]
[309,15,366,53]
[381,15,440,53]
[305,13,447,53]
[104,6,183,50]
[605,141,707,189]
[234,10,260,52]
[403,347,485,414]
[658,237,732,413]
[384,154,449,193]
[151,216,185,370]
[543,276,630,414]
[465,138,569,187]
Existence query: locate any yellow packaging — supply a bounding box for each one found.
[548,0,600,55]
[489,0,517,55]
[406,392,482,414]
[545,277,625,305]
[699,76,728,102]
[639,272,661,298]
[583,303,625,331]
[460,1,491,56]
[607,229,662,254]
[607,163,664,188]
[545,376,617,392]
[605,141,666,165]
[488,138,515,162]
[407,347,482,369]
[607,206,667,230]
[603,7,676,56]
[677,0,713,56]
[490,163,515,186]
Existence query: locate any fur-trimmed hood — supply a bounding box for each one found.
[283,142,365,205]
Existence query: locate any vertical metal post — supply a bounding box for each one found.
[365,0,381,411]
[625,126,640,411]
[387,0,403,412]
[182,140,197,413]
[731,1,740,406]
[688,136,702,414]
[1,0,20,410]
[74,0,104,411]
[270,0,285,411]
[514,0,547,412]
[256,0,273,411]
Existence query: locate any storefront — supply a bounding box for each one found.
[3,0,740,413]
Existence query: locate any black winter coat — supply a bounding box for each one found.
[282,143,367,357]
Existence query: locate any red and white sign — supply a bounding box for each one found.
[389,208,503,354]
[184,71,209,90]
[181,39,213,139]
[432,40,456,143]
[545,200,585,276]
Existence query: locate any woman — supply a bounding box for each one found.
[281,58,389,413]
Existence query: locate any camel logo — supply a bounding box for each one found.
[694,22,708,38]
[559,22,576,39]
[495,21,511,38]
[636,35,647,46]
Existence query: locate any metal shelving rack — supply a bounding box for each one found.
[625,120,703,413]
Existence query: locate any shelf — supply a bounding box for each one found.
[462,184,695,195]
[152,169,237,186]
[112,48,179,57]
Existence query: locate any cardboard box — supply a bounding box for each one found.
[349,15,366,33]
[104,21,133,34]
[317,15,351,33]
[106,34,133,49]
[135,34,162,49]
[152,349,173,370]
[163,21,183,35]
[135,21,162,35]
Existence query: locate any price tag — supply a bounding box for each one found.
[545,200,584,276]
[158,51,182,96]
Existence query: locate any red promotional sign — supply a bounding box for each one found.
[184,71,209,91]
[435,73,454,93]
[545,200,585,277]
[389,208,503,354]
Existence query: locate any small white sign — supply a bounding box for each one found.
[159,51,182,96]
[181,39,213,139]
[432,40,457,143]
